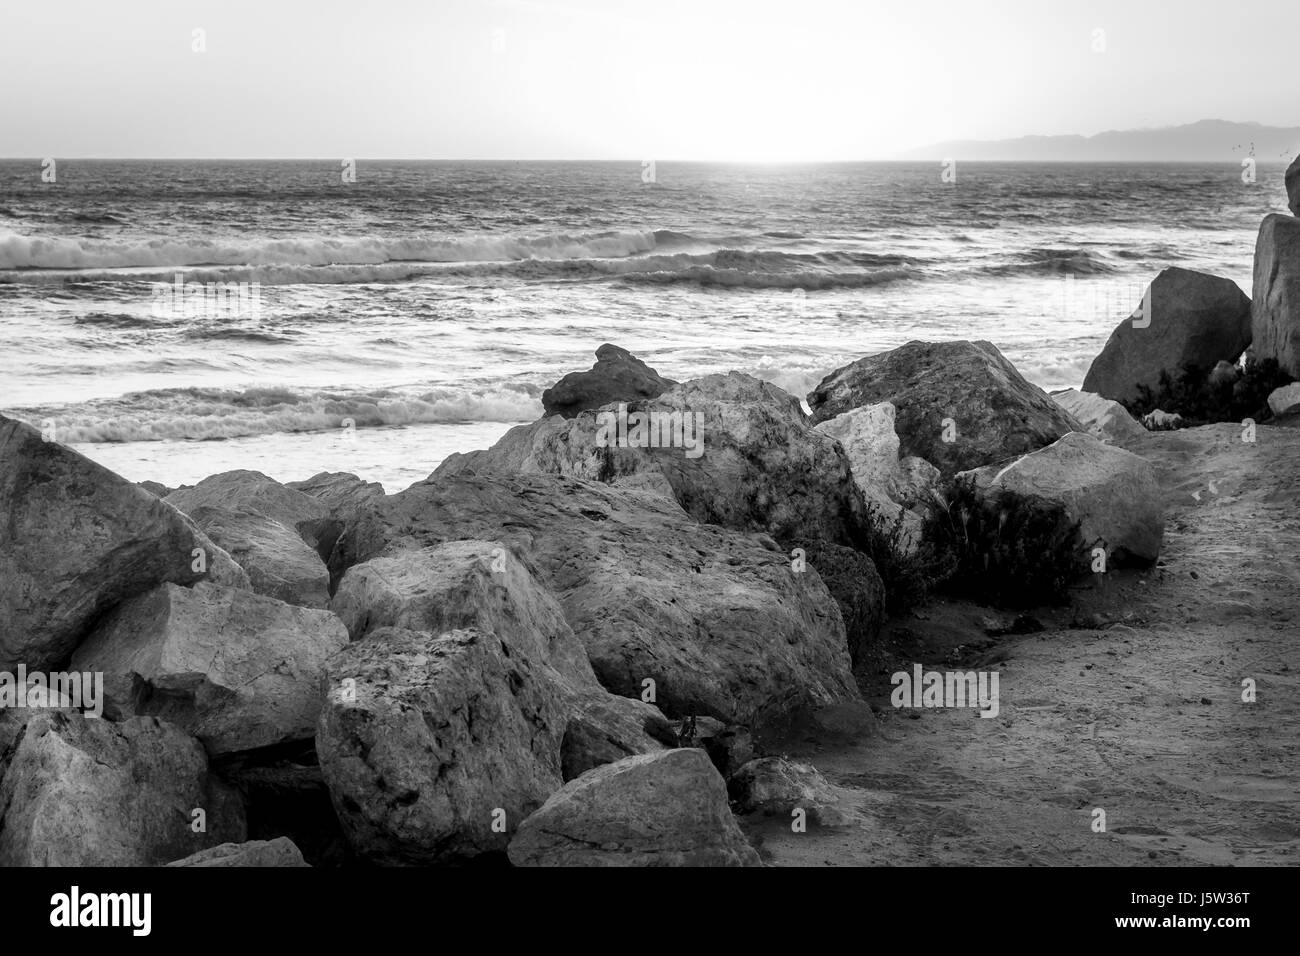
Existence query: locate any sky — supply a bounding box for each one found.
[2,0,1297,160]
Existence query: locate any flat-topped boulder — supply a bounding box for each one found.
[958,431,1163,567]
[1252,214,1300,379]
[72,582,347,755]
[0,414,224,671]
[317,627,567,865]
[808,340,1080,476]
[332,474,859,732]
[1051,388,1147,444]
[0,712,245,866]
[507,749,761,867]
[541,343,677,418]
[439,371,869,549]
[1083,267,1252,405]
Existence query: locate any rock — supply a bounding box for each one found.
[541,343,677,419]
[1287,154,1300,217]
[72,582,347,755]
[808,341,1081,476]
[333,474,859,732]
[0,414,221,671]
[1268,382,1300,417]
[166,837,309,867]
[697,724,755,779]
[1051,389,1147,443]
[507,749,761,867]
[958,431,1163,567]
[316,627,567,865]
[331,539,673,779]
[439,372,869,549]
[0,712,245,866]
[286,471,385,524]
[1209,360,1241,387]
[183,506,330,607]
[136,480,173,497]
[1083,268,1252,405]
[729,756,849,826]
[166,470,342,560]
[799,541,886,668]
[1143,409,1184,431]
[1251,214,1300,378]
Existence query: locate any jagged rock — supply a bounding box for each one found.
[1287,154,1300,217]
[332,475,859,731]
[0,414,223,670]
[1268,383,1300,417]
[1051,388,1147,443]
[800,541,885,667]
[507,749,761,867]
[72,582,347,755]
[0,712,245,866]
[808,341,1081,476]
[166,837,309,867]
[729,756,850,826]
[183,506,330,607]
[286,471,385,524]
[166,470,342,559]
[317,627,566,865]
[1251,214,1300,378]
[541,343,677,418]
[331,539,673,778]
[958,431,1163,567]
[439,372,869,549]
[1143,409,1183,431]
[1083,268,1252,404]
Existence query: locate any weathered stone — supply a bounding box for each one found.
[72,582,347,755]
[1251,214,1300,378]
[808,341,1081,476]
[0,712,245,866]
[729,756,850,826]
[185,506,330,607]
[439,372,869,549]
[1268,383,1300,417]
[316,627,566,865]
[1143,409,1184,431]
[541,343,677,418]
[332,475,859,731]
[1052,388,1147,443]
[166,837,309,867]
[507,749,761,867]
[800,541,886,668]
[1287,154,1300,217]
[959,431,1163,567]
[0,414,221,670]
[286,472,385,524]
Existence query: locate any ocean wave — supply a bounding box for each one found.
[0,228,663,271]
[618,265,916,290]
[976,248,1117,277]
[10,384,540,443]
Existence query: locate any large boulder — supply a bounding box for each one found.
[1251,214,1300,379]
[166,837,309,867]
[183,506,330,607]
[1287,154,1300,218]
[799,541,885,668]
[808,341,1081,476]
[958,431,1163,567]
[1051,389,1147,444]
[166,470,342,559]
[316,627,567,865]
[286,472,385,525]
[0,414,223,670]
[541,344,677,418]
[0,712,245,866]
[332,474,859,732]
[1083,268,1252,405]
[71,582,347,755]
[440,372,869,549]
[331,539,674,778]
[507,749,761,867]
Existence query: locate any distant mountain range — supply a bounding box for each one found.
[906,120,1300,162]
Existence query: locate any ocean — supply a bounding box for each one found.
[0,159,1289,492]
